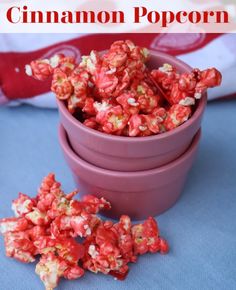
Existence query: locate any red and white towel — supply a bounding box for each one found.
[0,33,235,108]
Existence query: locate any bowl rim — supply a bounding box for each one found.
[59,124,201,178]
[57,50,207,143]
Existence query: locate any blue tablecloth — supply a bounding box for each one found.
[0,100,236,290]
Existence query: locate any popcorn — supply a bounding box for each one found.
[131,217,168,255]
[0,217,29,234]
[81,195,111,214]
[82,221,130,278]
[151,66,222,106]
[116,92,140,115]
[12,193,35,217]
[128,114,151,137]
[36,173,64,212]
[82,97,96,115]
[83,117,98,130]
[25,59,53,81]
[163,104,192,131]
[63,264,85,280]
[26,40,221,137]
[69,69,90,97]
[56,55,76,75]
[134,81,160,114]
[25,207,50,226]
[34,237,84,264]
[51,68,73,100]
[35,253,70,290]
[4,231,36,263]
[195,67,222,97]
[113,215,136,263]
[0,173,169,289]
[98,105,130,134]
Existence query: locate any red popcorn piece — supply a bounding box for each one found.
[152,107,167,120]
[36,173,64,212]
[83,216,136,279]
[63,265,84,280]
[70,212,100,238]
[167,71,197,105]
[159,237,169,254]
[35,237,84,265]
[27,225,48,241]
[94,67,119,98]
[83,223,130,278]
[103,40,148,76]
[152,65,222,106]
[70,69,90,97]
[48,193,109,220]
[178,72,197,93]
[37,173,62,197]
[81,195,111,214]
[35,253,69,290]
[57,55,76,75]
[83,117,99,130]
[163,104,191,131]
[82,97,96,115]
[80,50,102,75]
[138,94,160,114]
[135,81,160,114]
[151,63,179,92]
[113,215,136,263]
[51,68,73,100]
[0,217,29,234]
[46,197,72,219]
[131,217,166,255]
[195,68,222,98]
[116,92,140,115]
[25,208,50,226]
[146,107,168,134]
[67,94,86,114]
[94,100,112,123]
[50,215,74,238]
[128,114,151,137]
[25,59,53,81]
[144,114,161,134]
[49,198,107,239]
[12,193,35,217]
[4,231,36,263]
[112,68,131,97]
[169,83,195,106]
[99,105,130,134]
[103,41,129,69]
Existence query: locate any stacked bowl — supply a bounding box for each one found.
[58,51,207,220]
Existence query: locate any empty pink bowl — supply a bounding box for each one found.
[57,51,206,172]
[59,124,201,220]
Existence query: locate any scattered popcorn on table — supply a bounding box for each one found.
[26,40,222,137]
[0,173,169,289]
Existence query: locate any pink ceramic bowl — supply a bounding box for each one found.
[57,51,206,172]
[59,124,201,220]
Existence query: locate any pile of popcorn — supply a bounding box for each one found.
[0,174,169,290]
[26,40,222,136]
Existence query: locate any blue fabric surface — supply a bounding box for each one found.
[0,100,236,290]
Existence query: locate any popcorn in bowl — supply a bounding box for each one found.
[26,40,222,137]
